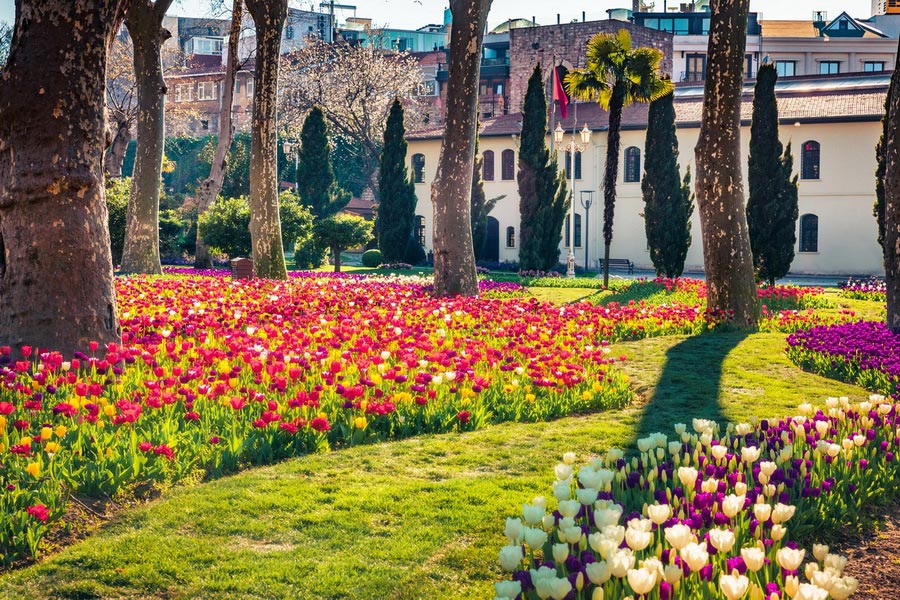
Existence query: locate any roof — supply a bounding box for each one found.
[759,20,820,38]
[407,73,888,140]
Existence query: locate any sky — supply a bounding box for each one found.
[0,1,877,30]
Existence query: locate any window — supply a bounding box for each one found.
[495,83,504,95]
[285,25,294,40]
[565,214,582,248]
[246,80,254,97]
[412,154,425,183]
[415,216,426,247]
[865,61,886,72]
[801,141,820,180]
[775,61,796,77]
[190,37,223,56]
[624,147,641,183]
[838,20,848,31]
[482,150,494,181]
[173,83,193,103]
[197,81,218,101]
[685,53,706,82]
[565,151,582,180]
[819,61,840,75]
[200,119,209,131]
[799,214,818,253]
[501,149,515,180]
[506,226,515,248]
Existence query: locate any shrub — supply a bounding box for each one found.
[106,177,130,265]
[362,249,383,268]
[199,195,313,260]
[294,237,328,270]
[317,214,373,272]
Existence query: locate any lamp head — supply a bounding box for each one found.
[580,123,591,144]
[554,123,564,144]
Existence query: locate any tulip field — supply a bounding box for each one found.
[0,270,895,599]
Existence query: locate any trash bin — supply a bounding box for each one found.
[231,257,254,280]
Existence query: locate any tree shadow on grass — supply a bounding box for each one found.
[628,331,750,446]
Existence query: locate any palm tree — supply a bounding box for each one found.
[566,29,672,287]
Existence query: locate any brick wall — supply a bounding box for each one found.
[507,20,673,112]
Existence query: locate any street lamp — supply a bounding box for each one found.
[580,189,594,271]
[282,140,299,191]
[555,121,592,278]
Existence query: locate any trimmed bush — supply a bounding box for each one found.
[362,249,383,268]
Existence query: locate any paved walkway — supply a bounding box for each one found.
[602,268,870,288]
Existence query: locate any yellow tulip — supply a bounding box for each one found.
[41,427,52,440]
[45,441,61,454]
[20,436,33,447]
[103,405,117,417]
[55,425,67,438]
[354,416,368,429]
[25,462,40,477]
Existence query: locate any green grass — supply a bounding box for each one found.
[0,330,873,600]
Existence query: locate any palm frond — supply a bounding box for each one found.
[564,69,607,103]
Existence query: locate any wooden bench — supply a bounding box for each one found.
[605,258,634,274]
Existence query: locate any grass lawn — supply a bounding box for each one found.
[0,328,872,599]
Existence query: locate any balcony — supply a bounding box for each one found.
[680,70,705,82]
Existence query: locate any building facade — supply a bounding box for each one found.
[407,73,888,276]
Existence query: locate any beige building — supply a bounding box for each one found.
[407,73,888,276]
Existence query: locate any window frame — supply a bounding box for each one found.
[819,61,840,75]
[565,150,582,180]
[501,149,515,181]
[505,226,515,248]
[624,147,641,183]
[564,214,582,248]
[412,153,426,184]
[196,81,218,101]
[482,150,495,181]
[415,215,426,247]
[801,140,821,181]
[799,214,819,253]
[864,61,885,72]
[775,60,796,77]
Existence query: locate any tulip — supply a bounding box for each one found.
[505,518,524,544]
[498,545,524,572]
[708,528,736,553]
[524,527,548,550]
[586,560,611,585]
[776,547,805,572]
[625,527,652,552]
[494,580,522,599]
[752,503,772,523]
[722,494,744,518]
[812,543,829,562]
[680,542,709,573]
[549,577,572,600]
[664,524,694,550]
[609,549,635,578]
[771,503,796,524]
[719,569,750,600]
[647,503,671,525]
[627,567,657,595]
[794,583,828,600]
[523,503,544,526]
[741,547,766,572]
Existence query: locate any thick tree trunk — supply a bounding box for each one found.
[602,84,626,288]
[121,0,173,274]
[884,39,900,332]
[105,116,132,178]
[195,0,243,269]
[0,0,128,357]
[693,0,759,326]
[246,0,287,279]
[332,247,342,272]
[431,0,492,297]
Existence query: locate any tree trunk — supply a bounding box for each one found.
[246,0,287,279]
[431,0,492,297]
[105,116,132,178]
[884,38,900,332]
[195,0,243,269]
[693,0,759,326]
[332,247,342,272]
[0,0,128,357]
[121,0,173,274]
[602,83,626,288]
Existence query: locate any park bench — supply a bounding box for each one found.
[605,258,634,274]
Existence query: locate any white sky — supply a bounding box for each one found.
[0,1,877,31]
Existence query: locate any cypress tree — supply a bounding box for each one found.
[747,63,799,285]
[875,86,891,261]
[297,106,346,219]
[642,91,693,278]
[377,99,418,263]
[517,64,568,271]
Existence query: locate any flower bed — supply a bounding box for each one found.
[496,394,900,599]
[787,321,900,398]
[0,273,633,564]
[838,277,886,302]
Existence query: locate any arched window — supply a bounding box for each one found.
[801,141,820,180]
[506,226,515,247]
[482,150,495,181]
[565,151,582,180]
[799,214,818,253]
[415,215,426,247]
[624,147,641,182]
[501,149,515,180]
[565,214,582,248]
[412,153,425,183]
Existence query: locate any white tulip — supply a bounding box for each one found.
[719,569,750,600]
[829,577,858,600]
[594,506,622,528]
[664,523,694,550]
[812,543,829,562]
[721,494,744,518]
[647,503,672,525]
[680,541,709,573]
[549,578,572,600]
[585,560,611,585]
[752,503,772,523]
[553,483,571,501]
[499,545,524,572]
[794,583,828,600]
[664,563,682,584]
[771,503,796,524]
[505,518,524,544]
[562,452,577,465]
[558,499,580,519]
[776,547,805,572]
[609,549,635,578]
[524,527,548,550]
[741,446,761,464]
[494,580,522,599]
[576,487,599,506]
[552,543,569,564]
[626,567,657,595]
[678,467,699,490]
[741,547,766,572]
[555,463,573,481]
[708,528,736,553]
[523,503,545,526]
[625,527,652,552]
[824,553,848,574]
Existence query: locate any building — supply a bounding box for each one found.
[407,73,888,276]
[166,62,256,136]
[872,0,900,16]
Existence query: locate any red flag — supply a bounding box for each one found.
[553,65,569,119]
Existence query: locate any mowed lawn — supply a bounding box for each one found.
[0,322,873,599]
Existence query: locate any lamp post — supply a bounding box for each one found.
[554,121,592,278]
[580,189,594,271]
[282,140,299,191]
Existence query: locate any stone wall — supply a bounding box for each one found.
[507,19,673,112]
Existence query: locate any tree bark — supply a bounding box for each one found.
[431,0,492,297]
[884,38,900,332]
[0,0,129,357]
[693,0,759,326]
[246,0,287,279]
[332,247,342,273]
[105,116,132,178]
[120,0,173,274]
[602,83,626,288]
[195,0,243,269]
